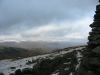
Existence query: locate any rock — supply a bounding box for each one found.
[89,31,100,35]
[96,68,100,74]
[77,64,94,75]
[0,73,4,75]
[15,69,22,75]
[88,58,100,67]
[87,71,95,75]
[10,67,16,69]
[96,5,100,11]
[77,1,100,75]
[22,68,32,74]
[92,46,100,54]
[90,21,100,27]
[92,27,100,32]
[94,14,100,19]
[87,41,99,49]
[88,40,100,46]
[89,32,100,36]
[9,73,14,75]
[88,35,100,41]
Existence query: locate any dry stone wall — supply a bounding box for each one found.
[78,1,100,75]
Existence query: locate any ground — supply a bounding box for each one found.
[0,46,85,75]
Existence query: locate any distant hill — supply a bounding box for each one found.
[0,46,48,60]
[0,41,86,50]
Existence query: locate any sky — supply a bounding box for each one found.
[0,0,98,43]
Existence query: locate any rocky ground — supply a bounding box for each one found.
[0,46,85,75]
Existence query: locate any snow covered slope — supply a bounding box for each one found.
[0,46,85,75]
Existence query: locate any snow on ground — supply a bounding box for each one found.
[75,50,83,71]
[0,54,51,75]
[69,72,73,75]
[51,72,59,75]
[0,46,85,75]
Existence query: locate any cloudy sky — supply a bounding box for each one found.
[0,0,98,43]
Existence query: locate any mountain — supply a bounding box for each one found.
[0,41,86,50]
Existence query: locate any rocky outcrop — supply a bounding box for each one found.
[9,49,82,75]
[77,0,100,75]
[0,73,4,75]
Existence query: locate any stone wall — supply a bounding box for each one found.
[77,1,100,75]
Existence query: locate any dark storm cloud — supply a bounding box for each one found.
[0,0,97,34]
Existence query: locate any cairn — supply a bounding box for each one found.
[78,0,100,75]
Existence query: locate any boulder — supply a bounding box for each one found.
[82,57,100,71]
[96,5,100,12]
[94,14,100,19]
[88,35,100,41]
[22,68,32,74]
[92,46,100,54]
[92,27,100,32]
[90,21,100,27]
[15,69,22,75]
[0,73,4,75]
[89,31,100,35]
[96,5,100,14]
[88,40,100,46]
[88,58,100,67]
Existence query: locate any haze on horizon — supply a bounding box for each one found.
[0,0,98,45]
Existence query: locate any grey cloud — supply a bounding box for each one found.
[0,0,97,34]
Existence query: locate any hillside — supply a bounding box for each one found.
[0,41,85,50]
[0,46,85,75]
[0,47,48,60]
